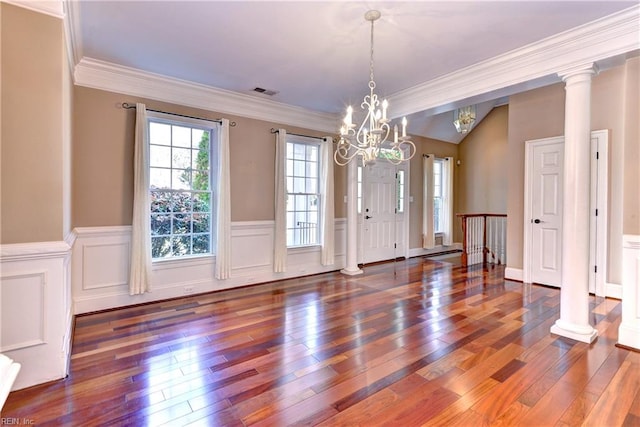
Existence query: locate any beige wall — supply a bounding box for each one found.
[506,83,566,270]
[408,136,458,249]
[73,86,346,227]
[457,105,508,216]
[622,57,639,235]
[1,4,65,244]
[506,64,634,285]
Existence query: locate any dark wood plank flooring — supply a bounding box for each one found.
[3,258,639,426]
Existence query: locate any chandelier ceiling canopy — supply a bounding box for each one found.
[334,10,416,166]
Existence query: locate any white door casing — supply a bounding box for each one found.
[589,130,609,296]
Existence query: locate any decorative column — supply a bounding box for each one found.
[341,160,363,275]
[550,64,598,343]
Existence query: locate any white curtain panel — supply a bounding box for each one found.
[321,136,335,266]
[215,119,231,279]
[274,129,287,272]
[129,103,152,295]
[442,157,454,246]
[422,154,435,249]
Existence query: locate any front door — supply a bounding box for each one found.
[528,138,564,287]
[361,161,407,264]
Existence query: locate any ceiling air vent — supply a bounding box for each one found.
[252,87,278,96]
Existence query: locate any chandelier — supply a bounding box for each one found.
[454,105,476,133]
[334,10,415,166]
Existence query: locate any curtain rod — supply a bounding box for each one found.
[270,128,328,141]
[121,103,236,127]
[422,154,450,160]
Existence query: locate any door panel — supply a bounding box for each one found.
[362,161,406,264]
[531,141,563,287]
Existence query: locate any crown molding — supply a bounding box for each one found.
[1,0,63,18]
[74,58,339,134]
[389,5,640,118]
[62,0,82,68]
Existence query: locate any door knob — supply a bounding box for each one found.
[533,219,541,224]
[365,215,372,219]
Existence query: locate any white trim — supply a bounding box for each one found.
[505,267,524,282]
[0,241,71,261]
[73,58,338,134]
[589,130,609,296]
[2,0,64,18]
[389,5,640,118]
[74,226,132,237]
[605,282,622,300]
[618,234,640,350]
[408,243,462,259]
[62,0,82,68]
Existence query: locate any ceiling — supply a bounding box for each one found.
[70,1,638,143]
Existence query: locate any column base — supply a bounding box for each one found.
[340,267,363,276]
[550,319,597,344]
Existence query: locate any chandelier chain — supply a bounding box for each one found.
[369,18,375,85]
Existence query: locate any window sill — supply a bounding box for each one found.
[152,254,215,270]
[287,244,321,254]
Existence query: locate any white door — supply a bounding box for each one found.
[528,138,564,287]
[525,131,609,292]
[361,161,407,264]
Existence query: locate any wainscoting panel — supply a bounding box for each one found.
[618,234,640,350]
[0,271,46,352]
[82,242,130,290]
[0,242,72,391]
[72,220,347,314]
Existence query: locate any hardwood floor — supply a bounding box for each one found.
[3,258,639,426]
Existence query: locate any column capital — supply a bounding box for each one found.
[557,63,599,82]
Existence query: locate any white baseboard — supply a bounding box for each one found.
[605,282,622,300]
[408,243,462,259]
[505,267,523,282]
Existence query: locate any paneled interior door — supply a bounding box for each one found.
[529,139,564,287]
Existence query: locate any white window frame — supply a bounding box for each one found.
[147,111,218,260]
[285,136,322,248]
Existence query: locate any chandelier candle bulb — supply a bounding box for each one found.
[345,106,353,127]
[394,125,398,143]
[402,117,407,138]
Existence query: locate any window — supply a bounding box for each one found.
[286,138,321,247]
[148,113,217,259]
[433,158,444,233]
[396,170,405,213]
[357,165,363,214]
